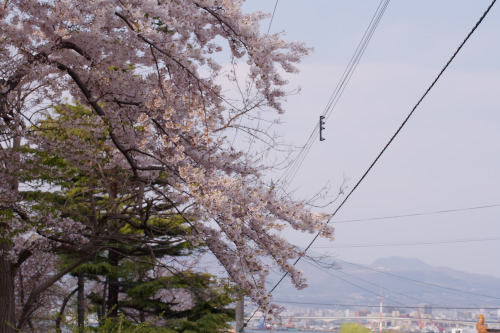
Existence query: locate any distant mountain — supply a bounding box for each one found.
[371,257,433,270]
[271,257,500,308]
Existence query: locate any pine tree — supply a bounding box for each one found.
[27,104,234,331]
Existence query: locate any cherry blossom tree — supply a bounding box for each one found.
[3,102,234,331]
[0,0,335,331]
[15,251,73,332]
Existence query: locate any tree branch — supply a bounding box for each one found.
[49,58,164,179]
[17,256,88,330]
[57,41,92,61]
[55,287,78,332]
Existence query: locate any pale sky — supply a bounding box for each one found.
[238,0,500,279]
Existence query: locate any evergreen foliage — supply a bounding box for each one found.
[27,105,235,331]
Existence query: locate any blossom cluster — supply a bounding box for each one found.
[0,0,332,322]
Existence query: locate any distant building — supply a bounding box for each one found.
[384,306,396,313]
[420,304,432,315]
[354,310,371,317]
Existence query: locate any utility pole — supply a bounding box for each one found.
[235,292,245,332]
[379,291,383,333]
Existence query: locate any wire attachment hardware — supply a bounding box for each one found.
[319,116,326,141]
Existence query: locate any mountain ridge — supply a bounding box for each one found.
[272,257,500,307]
[371,256,433,271]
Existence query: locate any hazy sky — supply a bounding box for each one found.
[237,0,500,280]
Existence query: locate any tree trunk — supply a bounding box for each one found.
[77,272,85,332]
[100,279,107,320]
[0,243,16,333]
[0,136,21,333]
[106,250,120,318]
[27,320,34,333]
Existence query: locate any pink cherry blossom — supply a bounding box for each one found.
[0,0,333,328]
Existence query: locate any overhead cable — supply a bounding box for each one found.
[305,258,439,307]
[267,0,279,33]
[332,257,500,301]
[311,236,500,248]
[271,301,500,311]
[245,0,498,327]
[302,260,411,308]
[303,252,500,301]
[243,2,392,328]
[331,203,500,224]
[278,0,391,189]
[276,0,497,292]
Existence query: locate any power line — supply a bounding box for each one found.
[289,0,497,283]
[271,0,392,290]
[284,0,391,188]
[267,0,279,34]
[311,236,500,248]
[331,204,500,224]
[289,0,495,275]
[271,300,500,311]
[302,260,411,308]
[264,255,500,323]
[303,251,500,302]
[279,0,389,187]
[278,0,391,189]
[245,0,498,326]
[305,258,440,307]
[304,252,500,302]
[331,258,500,301]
